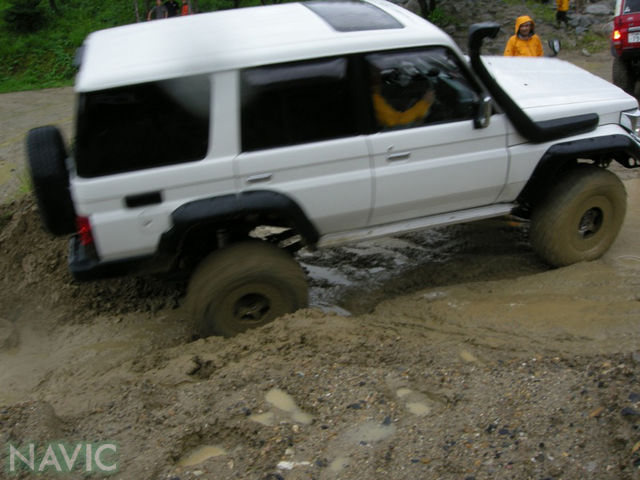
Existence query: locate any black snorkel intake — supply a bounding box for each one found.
[468,22,599,143]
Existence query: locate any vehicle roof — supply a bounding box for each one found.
[75,0,458,92]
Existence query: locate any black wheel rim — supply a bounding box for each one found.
[578,207,603,239]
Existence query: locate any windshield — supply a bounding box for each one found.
[624,0,640,13]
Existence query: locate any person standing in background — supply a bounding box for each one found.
[504,15,544,57]
[147,0,168,20]
[181,0,191,15]
[556,0,570,27]
[165,0,179,17]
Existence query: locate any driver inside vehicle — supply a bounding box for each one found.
[370,61,437,129]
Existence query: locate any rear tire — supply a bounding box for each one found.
[186,241,308,337]
[530,165,626,267]
[612,56,635,94]
[26,126,76,235]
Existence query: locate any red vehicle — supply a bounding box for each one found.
[612,0,640,93]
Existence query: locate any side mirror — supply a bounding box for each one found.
[548,38,561,57]
[474,95,492,129]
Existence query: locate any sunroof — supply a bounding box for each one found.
[304,1,404,32]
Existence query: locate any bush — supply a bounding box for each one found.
[3,0,46,32]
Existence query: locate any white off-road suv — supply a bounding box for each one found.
[27,0,640,336]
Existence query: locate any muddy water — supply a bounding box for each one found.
[249,388,313,426]
[301,175,640,355]
[177,445,227,467]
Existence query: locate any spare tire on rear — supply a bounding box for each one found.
[26,126,76,236]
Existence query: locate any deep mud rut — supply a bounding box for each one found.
[0,51,639,480]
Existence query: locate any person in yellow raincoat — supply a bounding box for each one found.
[371,64,436,128]
[503,15,544,57]
[372,88,435,128]
[556,0,570,27]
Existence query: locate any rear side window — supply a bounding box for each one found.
[241,57,358,151]
[75,75,210,177]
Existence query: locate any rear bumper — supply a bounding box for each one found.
[68,235,163,281]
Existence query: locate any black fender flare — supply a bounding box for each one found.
[517,134,640,207]
[158,190,320,255]
[468,23,599,143]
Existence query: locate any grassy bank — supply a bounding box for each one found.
[0,0,260,93]
[0,0,131,92]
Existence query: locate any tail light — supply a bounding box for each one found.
[613,29,622,41]
[76,216,94,246]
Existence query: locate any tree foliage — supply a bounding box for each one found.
[3,0,46,32]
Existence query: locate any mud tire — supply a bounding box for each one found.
[186,241,308,337]
[612,56,635,94]
[26,126,76,235]
[530,165,626,267]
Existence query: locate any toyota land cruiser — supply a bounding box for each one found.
[27,0,640,336]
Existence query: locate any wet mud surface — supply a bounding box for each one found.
[0,51,639,479]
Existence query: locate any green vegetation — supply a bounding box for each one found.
[503,0,558,23]
[1,0,129,92]
[427,6,457,27]
[526,0,556,24]
[0,0,264,93]
[16,168,32,195]
[580,31,609,54]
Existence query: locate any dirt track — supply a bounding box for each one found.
[0,52,639,479]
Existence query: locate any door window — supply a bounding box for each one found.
[365,47,481,131]
[240,57,358,151]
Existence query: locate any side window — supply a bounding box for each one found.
[75,75,210,178]
[365,47,481,131]
[241,57,357,151]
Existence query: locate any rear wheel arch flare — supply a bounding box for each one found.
[157,190,320,257]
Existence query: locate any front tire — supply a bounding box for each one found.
[612,56,635,94]
[186,241,308,337]
[530,165,626,267]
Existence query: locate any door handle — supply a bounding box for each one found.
[246,173,273,184]
[125,191,163,208]
[386,151,411,162]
